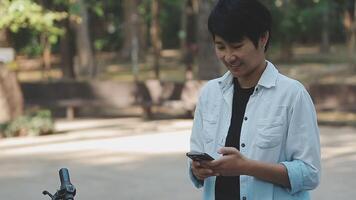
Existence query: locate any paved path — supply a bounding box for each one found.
[0,118,355,200]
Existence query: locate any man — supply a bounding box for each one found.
[188,0,321,200]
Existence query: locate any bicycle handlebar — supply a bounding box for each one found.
[43,168,76,200]
[59,168,71,188]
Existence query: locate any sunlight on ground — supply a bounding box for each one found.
[1,119,356,170]
[1,119,355,200]
[319,126,356,169]
[0,119,193,168]
[0,130,190,156]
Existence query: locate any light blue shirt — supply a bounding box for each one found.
[188,61,321,200]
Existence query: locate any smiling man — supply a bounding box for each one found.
[188,0,321,200]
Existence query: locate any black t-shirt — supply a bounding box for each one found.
[215,78,254,200]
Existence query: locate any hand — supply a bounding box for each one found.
[191,160,217,181]
[206,147,250,176]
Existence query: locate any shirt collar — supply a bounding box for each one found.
[257,60,279,88]
[218,60,279,91]
[218,70,234,92]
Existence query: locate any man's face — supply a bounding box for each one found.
[214,35,266,79]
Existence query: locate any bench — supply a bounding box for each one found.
[56,99,102,120]
[21,80,205,119]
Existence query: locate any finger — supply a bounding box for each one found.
[198,168,215,177]
[199,160,213,168]
[193,168,214,180]
[192,161,201,168]
[193,166,220,179]
[192,169,204,180]
[218,147,238,155]
[204,159,222,168]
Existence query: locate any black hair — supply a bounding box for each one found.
[208,0,272,52]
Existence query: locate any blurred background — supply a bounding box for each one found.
[0,0,356,199]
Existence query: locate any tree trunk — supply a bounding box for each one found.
[0,29,10,47]
[351,0,356,69]
[121,0,146,61]
[320,0,330,53]
[182,0,199,80]
[60,19,76,80]
[196,0,221,80]
[180,0,198,54]
[150,0,162,79]
[71,0,96,79]
[0,65,23,124]
[180,0,188,55]
[343,0,356,68]
[41,34,52,79]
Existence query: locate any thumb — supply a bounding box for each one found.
[218,147,238,155]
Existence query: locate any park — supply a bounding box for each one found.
[1,0,356,199]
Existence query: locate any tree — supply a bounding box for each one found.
[150,0,162,79]
[0,64,23,124]
[180,0,198,80]
[60,18,76,80]
[0,0,66,74]
[70,0,97,79]
[0,29,10,47]
[196,0,221,80]
[261,0,329,60]
[345,0,356,66]
[320,0,331,53]
[121,0,147,61]
[0,0,67,124]
[270,1,299,60]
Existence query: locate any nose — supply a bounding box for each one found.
[225,54,237,63]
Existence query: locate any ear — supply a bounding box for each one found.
[260,31,269,47]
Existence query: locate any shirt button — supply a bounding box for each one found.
[242,197,247,200]
[255,88,259,92]
[244,117,248,121]
[241,143,246,148]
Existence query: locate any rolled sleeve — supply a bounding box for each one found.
[281,160,320,194]
[283,85,321,194]
[188,160,204,188]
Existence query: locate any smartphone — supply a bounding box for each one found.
[186,151,214,161]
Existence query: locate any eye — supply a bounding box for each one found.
[216,45,225,50]
[232,44,243,49]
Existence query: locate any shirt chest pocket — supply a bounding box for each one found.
[255,117,285,149]
[202,113,218,144]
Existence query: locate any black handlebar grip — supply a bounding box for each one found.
[59,168,71,187]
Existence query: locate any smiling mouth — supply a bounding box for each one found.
[227,63,241,68]
[225,60,241,67]
[230,64,240,67]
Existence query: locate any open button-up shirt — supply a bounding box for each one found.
[189,61,321,200]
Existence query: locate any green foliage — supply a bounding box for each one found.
[89,1,104,17]
[0,0,66,44]
[10,28,41,56]
[160,0,183,48]
[0,0,350,59]
[0,109,55,138]
[94,38,108,51]
[262,0,345,45]
[89,0,123,51]
[21,44,43,57]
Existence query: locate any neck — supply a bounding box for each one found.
[238,60,267,88]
